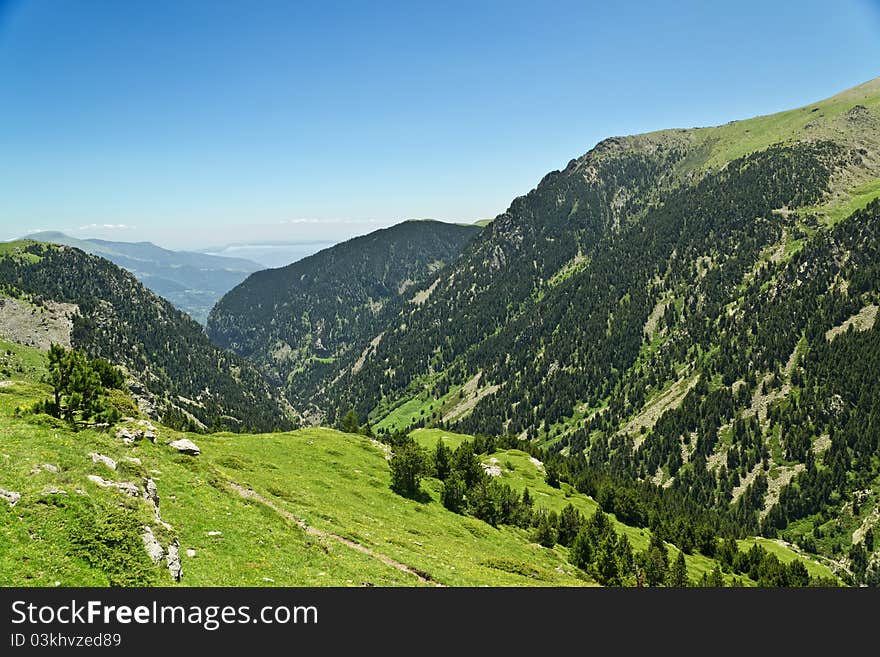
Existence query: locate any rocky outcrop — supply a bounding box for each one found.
[141,527,165,564]
[30,463,59,475]
[0,488,21,507]
[115,422,157,445]
[169,438,200,456]
[166,541,182,581]
[86,475,140,497]
[88,453,117,471]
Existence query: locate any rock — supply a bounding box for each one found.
[207,530,222,537]
[30,463,59,475]
[124,457,142,466]
[41,487,67,496]
[186,548,196,558]
[115,427,137,443]
[87,475,141,497]
[166,541,182,581]
[480,462,502,477]
[141,527,164,564]
[87,474,110,487]
[1,488,21,507]
[115,482,141,497]
[89,453,117,471]
[169,439,200,456]
[262,577,275,583]
[143,478,159,507]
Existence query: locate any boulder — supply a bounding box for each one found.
[0,488,21,507]
[141,527,165,564]
[89,453,117,471]
[169,439,200,456]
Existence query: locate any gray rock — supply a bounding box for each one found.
[124,457,142,466]
[169,438,200,456]
[166,541,182,581]
[89,453,117,471]
[41,487,67,496]
[86,475,141,497]
[207,530,222,537]
[115,427,137,443]
[143,478,159,507]
[115,482,141,497]
[186,548,196,558]
[141,527,165,564]
[30,463,59,475]
[0,488,21,507]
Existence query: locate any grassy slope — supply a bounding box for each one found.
[693,76,880,170]
[0,339,835,585]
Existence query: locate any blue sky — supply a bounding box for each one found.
[1,0,879,249]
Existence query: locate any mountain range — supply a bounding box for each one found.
[22,232,262,325]
[2,77,879,587]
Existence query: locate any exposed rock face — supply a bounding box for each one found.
[0,296,78,350]
[141,527,165,564]
[143,478,159,508]
[89,453,118,471]
[1,488,22,507]
[115,424,157,445]
[169,438,200,456]
[166,541,182,581]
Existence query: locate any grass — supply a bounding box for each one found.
[690,77,880,171]
[0,240,42,263]
[815,178,880,228]
[0,340,839,587]
[736,537,836,581]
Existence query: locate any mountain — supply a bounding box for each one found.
[0,240,295,432]
[23,232,262,324]
[207,220,482,416]
[211,78,880,580]
[199,240,339,269]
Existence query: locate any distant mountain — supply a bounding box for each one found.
[0,240,295,432]
[23,232,262,324]
[199,240,337,269]
[207,220,482,417]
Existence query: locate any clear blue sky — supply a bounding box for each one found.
[1,0,879,249]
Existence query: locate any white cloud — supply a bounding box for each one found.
[75,223,133,231]
[277,218,384,225]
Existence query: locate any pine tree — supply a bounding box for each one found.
[340,409,360,434]
[668,549,688,587]
[433,439,452,480]
[557,503,583,547]
[441,472,466,513]
[532,512,557,548]
[389,440,427,497]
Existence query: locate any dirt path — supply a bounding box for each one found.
[227,482,440,586]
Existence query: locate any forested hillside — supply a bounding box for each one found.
[207,220,480,416]
[239,78,880,580]
[25,231,261,324]
[0,241,294,432]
